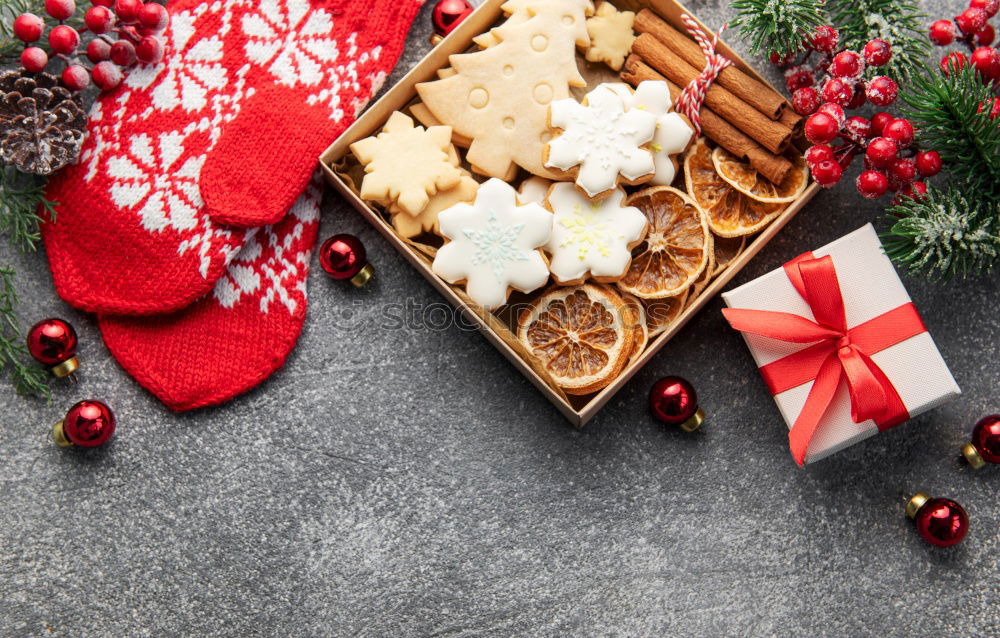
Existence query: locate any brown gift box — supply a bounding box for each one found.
[319,0,820,426]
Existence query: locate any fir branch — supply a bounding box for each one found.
[0,165,54,253]
[0,266,50,398]
[828,0,929,83]
[883,186,1000,279]
[901,65,1000,199]
[731,0,828,58]
[0,0,45,61]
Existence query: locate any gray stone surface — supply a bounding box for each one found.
[1,1,998,636]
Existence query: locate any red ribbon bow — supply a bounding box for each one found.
[722,253,926,465]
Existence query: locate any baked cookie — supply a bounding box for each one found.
[544,84,658,199]
[517,176,553,205]
[350,111,463,216]
[544,182,647,284]
[432,178,553,309]
[389,171,480,239]
[584,2,636,71]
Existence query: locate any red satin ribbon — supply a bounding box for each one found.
[722,252,926,465]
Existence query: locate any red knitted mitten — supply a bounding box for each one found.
[98,177,322,411]
[201,0,425,228]
[42,0,421,315]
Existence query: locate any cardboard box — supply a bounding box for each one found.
[320,0,820,426]
[722,225,961,464]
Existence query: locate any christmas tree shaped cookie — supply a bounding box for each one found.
[417,0,594,179]
[432,179,553,309]
[473,0,593,49]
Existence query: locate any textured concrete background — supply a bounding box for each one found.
[1,1,998,636]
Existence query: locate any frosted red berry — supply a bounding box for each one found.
[45,0,76,20]
[91,60,123,90]
[971,0,999,18]
[941,51,968,74]
[821,77,854,106]
[138,2,169,32]
[92,0,113,6]
[817,102,846,127]
[846,84,868,109]
[955,7,988,35]
[863,39,891,67]
[809,26,839,53]
[883,118,915,148]
[870,112,894,136]
[805,112,839,145]
[896,181,928,204]
[85,6,114,33]
[114,0,142,22]
[13,13,44,43]
[929,20,955,46]
[86,38,111,62]
[785,70,814,93]
[978,96,1000,118]
[865,137,898,168]
[770,52,796,66]
[831,51,864,78]
[889,157,917,185]
[865,76,898,106]
[135,35,163,64]
[970,46,1000,81]
[857,170,889,199]
[110,39,136,66]
[20,46,48,72]
[811,159,843,187]
[977,24,996,47]
[805,144,835,166]
[916,151,942,177]
[792,87,821,115]
[48,24,79,54]
[844,116,872,141]
[61,64,91,91]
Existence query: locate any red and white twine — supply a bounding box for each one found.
[675,14,732,136]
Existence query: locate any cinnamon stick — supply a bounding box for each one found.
[779,107,804,136]
[635,9,787,121]
[633,33,792,155]
[622,56,792,185]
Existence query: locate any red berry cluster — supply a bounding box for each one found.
[12,0,169,92]
[929,0,1000,81]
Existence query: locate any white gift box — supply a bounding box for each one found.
[722,224,961,464]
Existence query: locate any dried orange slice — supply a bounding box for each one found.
[616,186,710,299]
[712,146,808,204]
[689,233,715,298]
[517,284,634,395]
[712,233,746,277]
[643,292,688,337]
[684,139,784,237]
[620,293,648,364]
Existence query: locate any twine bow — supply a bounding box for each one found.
[722,253,926,466]
[675,14,732,136]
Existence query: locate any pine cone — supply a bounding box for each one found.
[0,70,86,175]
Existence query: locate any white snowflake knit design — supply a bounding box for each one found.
[433,178,553,310]
[546,86,658,197]
[243,0,340,86]
[212,178,321,313]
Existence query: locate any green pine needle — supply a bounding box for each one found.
[731,0,828,58]
[883,187,1000,279]
[0,166,55,253]
[829,0,929,83]
[0,266,50,398]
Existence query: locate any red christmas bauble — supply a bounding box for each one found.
[649,375,704,431]
[320,234,373,287]
[432,0,474,39]
[26,317,79,377]
[962,414,1000,468]
[53,400,116,448]
[907,493,968,547]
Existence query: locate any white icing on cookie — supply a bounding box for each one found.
[546,85,657,197]
[517,177,553,205]
[433,178,553,309]
[545,182,647,283]
[604,81,693,186]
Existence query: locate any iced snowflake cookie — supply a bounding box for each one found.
[544,85,658,199]
[432,179,553,309]
[544,183,647,285]
[517,177,553,205]
[350,111,463,216]
[605,82,694,186]
[584,2,636,70]
[389,171,480,239]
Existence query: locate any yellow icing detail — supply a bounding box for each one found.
[559,203,617,261]
[650,143,663,153]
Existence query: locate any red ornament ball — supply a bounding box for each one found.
[863,38,891,67]
[804,112,839,145]
[48,24,80,55]
[830,51,864,79]
[821,77,853,106]
[791,87,821,115]
[55,400,116,448]
[941,51,969,75]
[963,414,1000,468]
[432,0,474,39]
[811,159,843,188]
[20,46,48,72]
[45,0,75,20]
[857,170,889,199]
[865,76,898,107]
[908,493,969,548]
[971,0,1000,18]
[27,317,78,368]
[91,61,123,90]
[649,375,703,431]
[970,46,1000,81]
[808,25,839,53]
[929,20,955,46]
[915,150,942,177]
[320,233,374,286]
[62,64,90,91]
[85,6,114,34]
[883,118,914,148]
[13,13,44,43]
[955,7,988,36]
